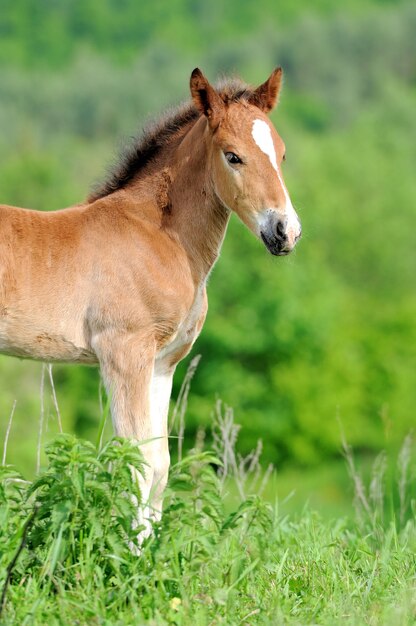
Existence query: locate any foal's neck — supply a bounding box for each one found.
[164,117,230,284]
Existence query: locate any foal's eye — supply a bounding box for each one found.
[282,153,286,162]
[225,152,242,165]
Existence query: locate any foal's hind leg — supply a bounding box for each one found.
[93,333,171,539]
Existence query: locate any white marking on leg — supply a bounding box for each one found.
[143,364,172,522]
[149,366,173,438]
[128,368,173,549]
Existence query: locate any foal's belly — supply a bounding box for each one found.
[0,315,97,365]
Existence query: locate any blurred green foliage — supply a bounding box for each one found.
[0,1,415,473]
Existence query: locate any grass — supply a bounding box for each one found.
[0,390,415,624]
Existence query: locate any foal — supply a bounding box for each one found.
[0,68,301,530]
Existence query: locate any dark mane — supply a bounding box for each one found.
[88,78,255,202]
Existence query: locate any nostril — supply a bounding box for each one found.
[275,218,287,239]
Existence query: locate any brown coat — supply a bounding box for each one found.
[0,68,301,537]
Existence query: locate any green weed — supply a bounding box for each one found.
[0,420,415,625]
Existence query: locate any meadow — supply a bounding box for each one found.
[1,404,415,625]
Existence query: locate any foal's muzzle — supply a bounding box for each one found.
[260,212,302,256]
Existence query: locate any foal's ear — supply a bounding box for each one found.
[249,67,283,113]
[190,68,224,128]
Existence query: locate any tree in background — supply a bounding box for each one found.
[0,0,415,473]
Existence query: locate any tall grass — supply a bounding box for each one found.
[0,375,415,624]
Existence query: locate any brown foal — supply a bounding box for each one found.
[0,68,301,534]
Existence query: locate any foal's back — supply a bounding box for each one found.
[0,202,95,362]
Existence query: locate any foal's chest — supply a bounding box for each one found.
[156,283,207,367]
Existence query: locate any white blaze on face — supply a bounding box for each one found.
[252,119,300,243]
[252,118,279,173]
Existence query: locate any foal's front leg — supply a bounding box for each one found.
[94,333,171,537]
[147,361,174,521]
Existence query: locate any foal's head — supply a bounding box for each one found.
[190,68,301,256]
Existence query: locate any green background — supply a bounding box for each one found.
[0,0,414,491]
